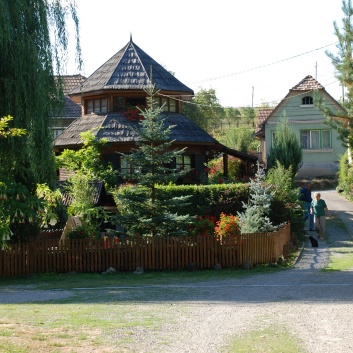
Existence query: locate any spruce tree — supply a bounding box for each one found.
[115,85,192,237]
[267,117,303,179]
[237,171,275,233]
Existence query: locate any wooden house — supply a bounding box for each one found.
[54,38,257,183]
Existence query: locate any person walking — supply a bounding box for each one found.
[310,192,332,240]
[299,182,315,231]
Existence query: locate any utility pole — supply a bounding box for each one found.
[315,62,318,80]
[252,86,254,108]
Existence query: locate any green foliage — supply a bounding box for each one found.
[223,107,242,127]
[115,85,194,236]
[0,116,26,138]
[206,156,243,183]
[218,127,259,153]
[265,161,294,197]
[36,183,67,229]
[266,162,304,242]
[0,180,42,243]
[214,213,241,238]
[66,224,100,240]
[57,131,117,233]
[0,0,81,190]
[237,172,275,233]
[188,215,216,236]
[321,0,353,149]
[64,174,110,232]
[240,106,256,127]
[267,117,303,178]
[57,130,119,190]
[152,183,249,218]
[337,151,353,199]
[182,88,223,132]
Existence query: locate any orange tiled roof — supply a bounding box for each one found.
[290,75,324,91]
[255,107,273,134]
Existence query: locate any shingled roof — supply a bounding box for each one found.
[52,75,86,119]
[70,39,194,95]
[60,75,86,95]
[54,112,217,148]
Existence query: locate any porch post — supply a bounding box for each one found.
[223,153,228,177]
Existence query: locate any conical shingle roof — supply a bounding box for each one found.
[71,39,194,95]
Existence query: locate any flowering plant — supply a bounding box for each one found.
[123,105,145,121]
[214,212,241,239]
[189,215,216,236]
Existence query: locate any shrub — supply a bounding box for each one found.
[205,156,243,184]
[67,225,100,240]
[337,151,353,199]
[188,215,216,236]
[214,213,241,239]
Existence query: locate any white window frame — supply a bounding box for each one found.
[300,129,331,149]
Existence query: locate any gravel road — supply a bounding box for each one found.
[1,189,353,353]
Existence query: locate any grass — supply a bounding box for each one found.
[0,265,290,291]
[0,301,172,352]
[222,326,306,353]
[323,216,353,271]
[324,245,353,271]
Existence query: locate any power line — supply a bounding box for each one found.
[187,42,338,85]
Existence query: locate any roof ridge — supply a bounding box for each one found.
[290,75,324,91]
[129,41,152,87]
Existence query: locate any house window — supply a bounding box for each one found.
[152,97,178,112]
[301,129,331,149]
[169,99,177,112]
[113,97,124,112]
[271,131,276,147]
[161,98,168,111]
[53,128,65,139]
[176,155,192,172]
[86,98,107,114]
[302,96,313,105]
[120,156,141,175]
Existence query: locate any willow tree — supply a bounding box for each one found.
[0,0,82,190]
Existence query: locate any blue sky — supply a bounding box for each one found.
[66,0,345,108]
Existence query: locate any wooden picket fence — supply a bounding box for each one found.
[0,224,291,277]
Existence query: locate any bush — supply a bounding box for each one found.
[67,225,100,240]
[337,151,353,199]
[205,156,243,184]
[266,162,305,242]
[214,213,241,239]
[188,215,216,236]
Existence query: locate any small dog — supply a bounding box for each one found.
[309,235,318,247]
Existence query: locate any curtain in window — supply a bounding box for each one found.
[310,131,320,148]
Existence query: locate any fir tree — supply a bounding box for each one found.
[237,171,275,233]
[115,85,193,237]
[267,116,302,178]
